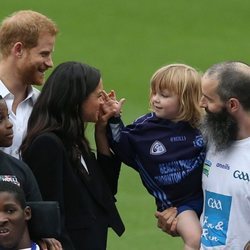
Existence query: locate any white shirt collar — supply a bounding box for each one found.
[0,79,39,104]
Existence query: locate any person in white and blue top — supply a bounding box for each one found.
[107,64,206,250]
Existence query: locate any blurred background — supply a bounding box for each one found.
[1,1,249,249]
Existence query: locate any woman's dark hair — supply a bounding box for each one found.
[20,61,101,163]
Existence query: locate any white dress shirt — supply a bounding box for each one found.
[0,80,40,159]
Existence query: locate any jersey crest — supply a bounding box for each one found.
[150,141,166,155]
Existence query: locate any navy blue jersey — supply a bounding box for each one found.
[0,150,42,202]
[108,112,206,212]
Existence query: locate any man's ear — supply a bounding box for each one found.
[24,206,32,221]
[13,42,24,58]
[226,98,240,113]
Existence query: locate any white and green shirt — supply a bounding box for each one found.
[200,137,250,250]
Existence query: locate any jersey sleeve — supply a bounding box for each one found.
[107,117,138,169]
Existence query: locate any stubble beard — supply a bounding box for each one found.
[22,63,46,86]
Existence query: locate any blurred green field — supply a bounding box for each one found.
[1,0,250,249]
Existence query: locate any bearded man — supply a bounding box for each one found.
[198,61,250,250]
[156,61,250,250]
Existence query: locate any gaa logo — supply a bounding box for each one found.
[233,170,249,182]
[207,198,222,210]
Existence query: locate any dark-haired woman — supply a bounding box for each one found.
[20,62,125,250]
